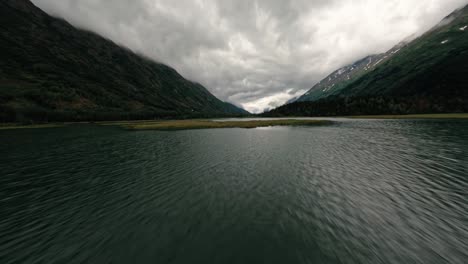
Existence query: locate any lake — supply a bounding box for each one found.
[1,119,467,263]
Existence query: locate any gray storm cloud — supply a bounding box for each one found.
[31,0,468,113]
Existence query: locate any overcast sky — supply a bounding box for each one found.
[32,0,467,113]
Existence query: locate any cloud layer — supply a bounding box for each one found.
[32,0,467,113]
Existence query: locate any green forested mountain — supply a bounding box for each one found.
[266,5,468,117]
[296,42,407,103]
[0,0,248,122]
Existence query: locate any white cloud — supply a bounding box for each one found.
[241,89,308,114]
[32,0,468,113]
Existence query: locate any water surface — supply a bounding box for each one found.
[1,119,467,263]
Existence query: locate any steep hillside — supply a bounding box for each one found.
[0,0,247,122]
[337,5,468,99]
[266,5,468,117]
[296,42,407,102]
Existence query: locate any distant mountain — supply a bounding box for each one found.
[0,0,248,123]
[265,4,468,117]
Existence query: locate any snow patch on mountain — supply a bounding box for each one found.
[374,58,384,66]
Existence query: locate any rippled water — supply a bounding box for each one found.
[1,119,467,264]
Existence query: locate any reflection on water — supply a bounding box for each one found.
[1,119,467,263]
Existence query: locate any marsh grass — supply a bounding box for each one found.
[108,119,332,131]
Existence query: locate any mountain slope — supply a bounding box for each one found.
[338,5,468,99]
[0,0,248,122]
[266,5,468,117]
[296,42,407,102]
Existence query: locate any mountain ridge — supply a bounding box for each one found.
[265,4,468,117]
[296,41,408,103]
[0,0,248,123]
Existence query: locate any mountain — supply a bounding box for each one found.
[296,42,407,102]
[266,5,468,117]
[0,0,248,123]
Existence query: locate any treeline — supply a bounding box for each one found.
[263,95,468,117]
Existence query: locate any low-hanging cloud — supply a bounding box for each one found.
[32,0,468,113]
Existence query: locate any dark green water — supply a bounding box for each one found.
[1,119,467,264]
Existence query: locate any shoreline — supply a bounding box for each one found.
[347,113,468,119]
[1,113,467,130]
[0,124,65,130]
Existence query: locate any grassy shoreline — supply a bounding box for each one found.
[0,123,65,130]
[110,119,332,131]
[348,113,468,119]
